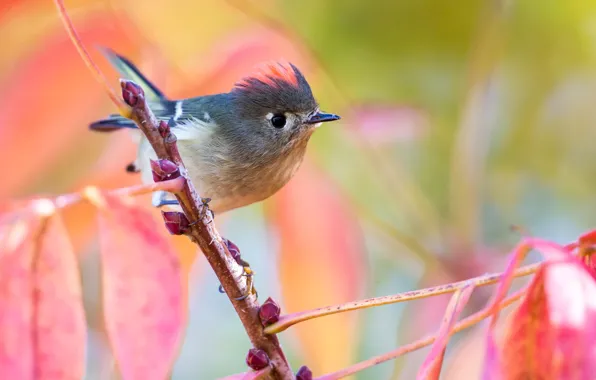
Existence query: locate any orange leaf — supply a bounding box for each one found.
[0,202,86,379]
[0,12,139,199]
[95,191,186,379]
[417,284,475,380]
[267,160,366,375]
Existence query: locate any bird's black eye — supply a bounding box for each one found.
[271,114,286,128]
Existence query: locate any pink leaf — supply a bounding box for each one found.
[95,191,186,379]
[0,202,86,379]
[483,239,596,379]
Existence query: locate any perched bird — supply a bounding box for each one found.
[90,50,340,214]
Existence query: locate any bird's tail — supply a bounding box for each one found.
[89,48,168,132]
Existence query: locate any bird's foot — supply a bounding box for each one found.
[218,265,257,301]
[218,238,257,300]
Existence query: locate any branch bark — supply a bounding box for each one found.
[120,80,293,380]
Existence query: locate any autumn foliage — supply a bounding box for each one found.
[2,0,596,379]
[3,187,596,378]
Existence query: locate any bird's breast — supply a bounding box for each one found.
[177,137,308,213]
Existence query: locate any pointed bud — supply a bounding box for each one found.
[158,120,171,138]
[259,297,281,326]
[161,211,189,235]
[150,159,180,182]
[296,366,313,380]
[246,348,269,370]
[121,80,144,107]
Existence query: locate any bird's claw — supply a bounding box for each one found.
[218,265,258,301]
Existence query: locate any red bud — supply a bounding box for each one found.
[121,80,144,107]
[296,366,313,380]
[259,297,280,326]
[161,211,189,235]
[158,120,170,138]
[246,348,269,370]
[150,159,180,182]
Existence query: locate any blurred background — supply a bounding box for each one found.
[3,0,596,378]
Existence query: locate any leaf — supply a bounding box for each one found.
[417,284,475,380]
[94,191,186,379]
[0,210,38,379]
[0,12,140,199]
[0,202,86,379]
[485,252,596,379]
[267,160,366,375]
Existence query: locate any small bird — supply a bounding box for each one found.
[90,49,340,214]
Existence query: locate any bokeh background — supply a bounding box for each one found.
[3,0,596,378]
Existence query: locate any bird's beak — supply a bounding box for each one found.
[305,111,341,125]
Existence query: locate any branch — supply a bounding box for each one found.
[120,81,293,379]
[315,287,526,380]
[265,262,540,334]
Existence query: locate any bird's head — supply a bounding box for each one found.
[227,61,340,150]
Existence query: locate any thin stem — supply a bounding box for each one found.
[264,262,539,334]
[53,0,128,113]
[52,177,185,209]
[315,288,526,380]
[416,284,475,379]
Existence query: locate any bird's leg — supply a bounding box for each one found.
[218,267,257,301]
[218,238,258,300]
[152,191,178,208]
[154,191,254,299]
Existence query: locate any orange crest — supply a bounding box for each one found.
[235,61,300,89]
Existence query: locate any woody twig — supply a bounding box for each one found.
[120,80,292,380]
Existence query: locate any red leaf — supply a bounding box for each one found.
[486,252,596,379]
[0,202,86,379]
[417,284,475,380]
[94,191,186,379]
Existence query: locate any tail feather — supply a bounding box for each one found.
[99,47,167,103]
[90,48,168,132]
[89,114,138,132]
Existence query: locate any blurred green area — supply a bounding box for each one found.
[4,0,596,378]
